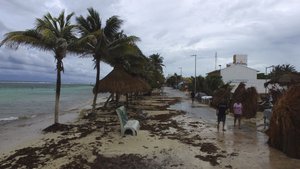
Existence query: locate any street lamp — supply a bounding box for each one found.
[191,55,197,94]
[178,67,182,84]
[179,67,182,77]
[265,65,274,93]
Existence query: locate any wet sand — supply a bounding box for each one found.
[0,97,107,155]
[0,87,299,169]
[0,112,78,155]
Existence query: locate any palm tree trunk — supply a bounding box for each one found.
[104,93,113,108]
[54,59,62,124]
[126,93,129,107]
[92,59,100,112]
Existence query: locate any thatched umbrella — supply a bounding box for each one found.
[133,76,151,92]
[231,83,258,118]
[211,83,232,108]
[243,87,258,118]
[94,66,149,94]
[276,73,300,87]
[268,85,300,159]
[93,66,151,107]
[230,83,246,114]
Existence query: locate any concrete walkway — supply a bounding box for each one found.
[164,87,300,169]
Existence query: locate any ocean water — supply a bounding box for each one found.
[0,82,94,124]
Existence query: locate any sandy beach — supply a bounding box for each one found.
[0,87,300,169]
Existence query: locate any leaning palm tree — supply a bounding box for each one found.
[146,54,165,88]
[76,8,139,111]
[149,53,164,73]
[0,11,76,124]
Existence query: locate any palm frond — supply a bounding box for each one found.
[57,10,65,30]
[76,17,90,35]
[104,16,123,40]
[1,30,52,50]
[108,35,140,48]
[87,8,101,29]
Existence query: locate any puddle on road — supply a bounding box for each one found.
[164,87,300,169]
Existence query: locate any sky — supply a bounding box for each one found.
[0,0,300,83]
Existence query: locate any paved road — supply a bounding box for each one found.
[164,87,300,169]
[165,87,226,125]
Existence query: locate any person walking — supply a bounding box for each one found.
[217,99,229,131]
[233,100,243,129]
[191,91,195,103]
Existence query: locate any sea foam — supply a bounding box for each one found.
[0,116,19,121]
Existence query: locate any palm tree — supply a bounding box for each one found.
[1,11,76,124]
[149,53,164,73]
[76,8,139,111]
[269,64,297,81]
[147,54,165,88]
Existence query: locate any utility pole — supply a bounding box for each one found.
[265,65,274,93]
[179,67,182,82]
[179,67,182,77]
[215,52,217,70]
[191,54,197,94]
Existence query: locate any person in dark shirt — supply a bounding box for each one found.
[217,99,229,131]
[191,91,195,103]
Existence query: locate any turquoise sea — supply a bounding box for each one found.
[0,82,93,125]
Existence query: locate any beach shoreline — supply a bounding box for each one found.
[1,87,300,169]
[0,94,108,155]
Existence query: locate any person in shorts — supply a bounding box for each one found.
[217,99,229,131]
[233,101,243,129]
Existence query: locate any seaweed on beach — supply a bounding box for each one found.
[0,139,77,169]
[0,92,226,169]
[195,154,226,166]
[0,146,45,169]
[200,142,218,154]
[60,154,163,169]
[177,135,203,147]
[43,123,75,133]
[0,116,119,169]
[147,111,185,121]
[140,111,186,137]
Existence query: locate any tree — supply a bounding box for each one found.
[1,11,76,124]
[166,73,179,88]
[149,53,164,73]
[76,8,139,111]
[146,54,165,88]
[269,64,297,80]
[103,32,143,69]
[204,75,224,95]
[257,73,268,79]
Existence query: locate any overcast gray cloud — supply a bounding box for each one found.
[0,0,300,83]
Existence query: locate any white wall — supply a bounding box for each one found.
[221,64,257,83]
[220,64,266,94]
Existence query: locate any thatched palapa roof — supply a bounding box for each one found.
[134,76,151,91]
[268,85,300,158]
[94,66,151,94]
[230,82,258,118]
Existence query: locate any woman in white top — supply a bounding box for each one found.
[233,101,243,129]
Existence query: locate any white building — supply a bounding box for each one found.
[207,55,266,94]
